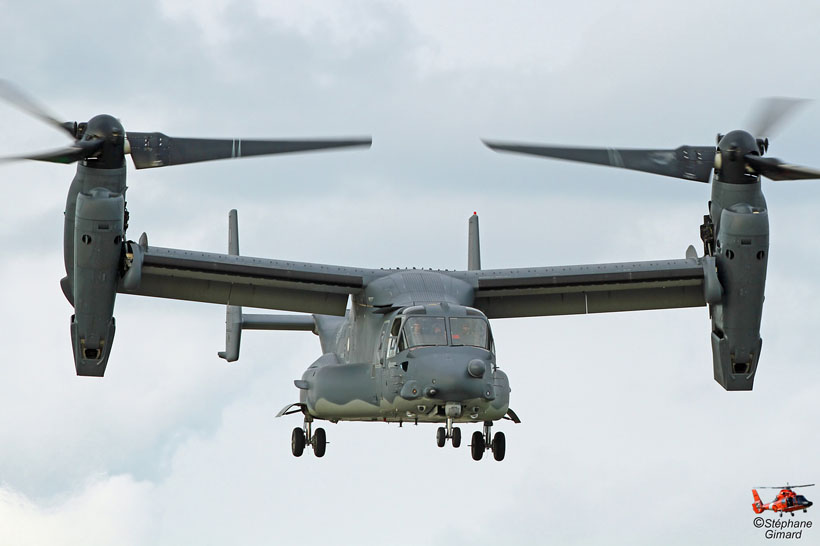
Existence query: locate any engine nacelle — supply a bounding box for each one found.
[71,188,124,376]
[710,203,769,390]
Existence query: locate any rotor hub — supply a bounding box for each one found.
[716,130,759,184]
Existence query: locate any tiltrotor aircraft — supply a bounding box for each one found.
[4,82,819,461]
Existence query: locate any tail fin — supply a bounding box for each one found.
[468,212,481,271]
[752,489,765,513]
[218,210,243,362]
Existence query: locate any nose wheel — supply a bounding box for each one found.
[470,421,505,461]
[436,416,462,448]
[291,418,327,458]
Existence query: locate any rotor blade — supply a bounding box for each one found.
[758,484,815,489]
[1,138,104,165]
[747,97,810,138]
[126,133,372,169]
[0,80,76,138]
[745,154,820,181]
[483,140,716,182]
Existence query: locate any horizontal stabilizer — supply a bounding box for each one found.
[218,311,316,362]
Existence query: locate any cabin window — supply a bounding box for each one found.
[385,318,400,358]
[391,318,402,336]
[402,317,447,348]
[450,317,489,349]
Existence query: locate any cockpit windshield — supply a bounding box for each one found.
[402,317,448,348]
[450,317,489,349]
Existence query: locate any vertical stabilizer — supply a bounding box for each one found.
[468,212,481,271]
[752,489,765,513]
[218,209,243,362]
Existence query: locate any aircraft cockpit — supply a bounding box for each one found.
[380,304,495,363]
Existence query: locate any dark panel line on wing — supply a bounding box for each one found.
[477,266,703,290]
[142,254,364,288]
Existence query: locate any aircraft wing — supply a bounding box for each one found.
[118,243,377,315]
[463,258,712,319]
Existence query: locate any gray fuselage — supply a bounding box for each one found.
[299,271,511,424]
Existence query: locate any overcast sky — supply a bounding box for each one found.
[1,2,820,545]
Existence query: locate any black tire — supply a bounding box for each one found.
[436,427,446,447]
[452,427,462,448]
[291,427,305,457]
[492,431,506,461]
[313,427,327,458]
[471,431,484,461]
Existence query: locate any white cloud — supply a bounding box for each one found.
[0,475,157,546]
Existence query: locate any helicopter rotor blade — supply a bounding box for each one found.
[0,138,104,165]
[483,140,716,183]
[747,97,810,139]
[0,79,77,138]
[126,133,372,169]
[757,484,815,489]
[744,154,820,181]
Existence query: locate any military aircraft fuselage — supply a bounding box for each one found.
[299,271,510,425]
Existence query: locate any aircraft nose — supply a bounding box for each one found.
[397,348,494,401]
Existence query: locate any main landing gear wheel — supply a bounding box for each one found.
[492,431,506,461]
[471,421,505,462]
[312,427,327,458]
[471,431,485,461]
[291,427,305,457]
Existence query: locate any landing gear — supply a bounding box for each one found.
[291,417,327,458]
[435,416,461,448]
[470,421,505,461]
[313,427,327,458]
[471,431,485,460]
[291,427,305,457]
[492,431,506,461]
